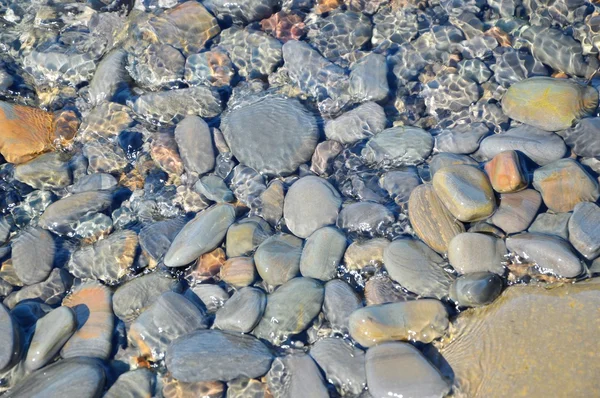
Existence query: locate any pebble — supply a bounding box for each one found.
[174,116,215,176]
[379,167,421,206]
[220,257,257,287]
[449,272,504,307]
[434,123,490,154]
[129,291,208,361]
[266,354,329,398]
[161,1,221,54]
[484,150,528,193]
[408,184,465,253]
[568,202,600,260]
[139,217,187,264]
[310,140,344,177]
[348,299,448,346]
[3,268,71,310]
[83,140,128,174]
[13,152,71,190]
[213,287,266,333]
[324,102,387,145]
[299,227,347,281]
[322,279,363,333]
[104,368,156,398]
[506,233,583,278]
[540,158,600,212]
[25,306,76,371]
[70,173,117,194]
[253,277,324,345]
[364,275,408,306]
[529,212,571,240]
[150,133,184,176]
[61,282,114,360]
[204,0,276,24]
[38,190,113,234]
[194,175,234,203]
[186,248,226,284]
[448,233,507,275]
[490,189,542,234]
[166,329,274,382]
[185,48,235,88]
[478,125,567,166]
[362,126,433,167]
[189,284,229,313]
[254,233,303,286]
[383,239,455,299]
[344,238,389,270]
[164,204,236,267]
[558,117,600,158]
[219,26,282,78]
[88,49,130,104]
[365,342,450,398]
[0,303,21,372]
[432,165,496,222]
[226,217,273,257]
[337,202,395,236]
[128,43,185,90]
[501,77,598,131]
[12,226,55,286]
[310,337,366,396]
[428,153,479,177]
[221,95,319,176]
[349,53,389,102]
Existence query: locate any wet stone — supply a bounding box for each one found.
[260,10,306,43]
[254,233,302,286]
[434,123,490,155]
[266,354,329,398]
[162,377,224,398]
[204,0,277,24]
[219,27,282,78]
[189,284,229,313]
[186,248,226,284]
[0,303,21,372]
[533,158,600,213]
[364,275,409,306]
[12,226,55,286]
[348,299,449,347]
[344,238,389,271]
[337,202,395,236]
[383,239,455,299]
[195,175,234,203]
[449,272,504,308]
[220,257,257,287]
[39,190,113,234]
[174,116,215,176]
[150,133,184,176]
[25,306,76,371]
[349,53,389,102]
[323,279,363,333]
[423,74,481,113]
[300,227,346,281]
[558,117,600,158]
[324,102,387,145]
[226,217,273,258]
[362,126,433,167]
[529,212,571,240]
[139,217,187,263]
[70,173,117,194]
[429,153,479,177]
[14,152,71,190]
[3,268,72,310]
[166,329,274,382]
[104,368,156,398]
[88,49,130,105]
[214,287,266,333]
[310,140,344,177]
[128,43,184,90]
[379,168,421,207]
[130,291,208,361]
[448,233,507,275]
[484,150,528,193]
[568,202,600,260]
[490,189,542,234]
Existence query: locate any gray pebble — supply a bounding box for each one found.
[194,175,234,203]
[323,279,363,334]
[12,227,55,286]
[310,337,366,396]
[434,123,490,154]
[558,117,600,158]
[449,272,503,307]
[174,116,215,176]
[325,102,387,145]
[70,173,117,193]
[3,268,72,310]
[39,191,113,235]
[379,167,421,206]
[0,303,21,372]
[139,217,187,263]
[300,227,347,281]
[214,287,266,333]
[189,283,229,313]
[337,202,395,236]
[104,368,156,398]
[362,126,433,167]
[448,233,507,275]
[568,202,600,260]
[226,217,273,258]
[254,233,303,286]
[349,53,389,102]
[266,354,329,398]
[529,212,571,240]
[490,189,542,234]
[25,306,76,371]
[14,152,71,190]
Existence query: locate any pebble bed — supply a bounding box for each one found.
[0,0,599,397]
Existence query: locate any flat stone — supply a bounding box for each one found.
[14,152,71,190]
[432,165,496,222]
[362,126,433,167]
[533,158,600,213]
[214,287,266,333]
[348,300,448,347]
[25,306,76,371]
[174,116,215,176]
[3,268,72,310]
[448,233,507,275]
[337,202,395,236]
[568,202,600,260]
[266,354,329,398]
[490,189,542,234]
[484,150,528,193]
[310,338,366,396]
[166,329,274,382]
[449,272,504,307]
[324,102,387,145]
[529,212,571,240]
[104,369,156,398]
[12,226,55,286]
[506,233,583,278]
[300,227,347,281]
[0,303,21,372]
[323,279,363,334]
[39,191,113,234]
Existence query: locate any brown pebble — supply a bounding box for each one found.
[484,150,528,193]
[220,257,257,288]
[151,133,184,176]
[185,248,226,285]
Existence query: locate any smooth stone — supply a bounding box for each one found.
[128,43,185,90]
[310,338,366,396]
[214,287,266,333]
[428,153,478,177]
[11,301,52,331]
[490,189,542,234]
[25,306,76,371]
[189,284,229,313]
[529,212,571,240]
[324,102,387,145]
[433,165,496,222]
[323,279,363,334]
[254,233,303,286]
[533,158,600,213]
[3,268,72,310]
[266,354,329,398]
[568,202,600,260]
[310,140,344,177]
[467,222,506,238]
[12,226,54,285]
[150,133,184,176]
[129,291,208,361]
[221,95,319,176]
[366,342,450,398]
[349,53,389,102]
[362,126,433,167]
[337,202,395,236]
[448,233,507,275]
[501,77,598,131]
[440,282,600,396]
[160,1,221,55]
[139,217,187,263]
[220,257,257,288]
[344,238,389,270]
[194,175,234,203]
[61,282,113,360]
[253,277,324,345]
[166,329,273,382]
[225,217,273,258]
[484,150,528,193]
[104,368,156,398]
[300,227,347,281]
[449,272,504,307]
[434,123,490,154]
[506,233,583,278]
[6,357,105,398]
[257,180,284,226]
[364,276,408,306]
[348,300,449,347]
[174,116,215,176]
[379,167,421,206]
[408,184,465,253]
[0,279,12,298]
[479,125,567,166]
[283,176,342,239]
[89,49,130,104]
[383,239,455,299]
[14,152,71,190]
[113,272,181,322]
[0,303,21,372]
[558,117,600,157]
[184,48,235,87]
[39,191,112,234]
[164,204,236,267]
[70,173,117,193]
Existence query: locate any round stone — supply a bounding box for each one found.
[12,226,55,286]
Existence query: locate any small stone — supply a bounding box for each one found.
[568,202,600,260]
[150,133,184,176]
[432,165,496,222]
[337,202,395,236]
[310,140,344,177]
[260,11,306,43]
[429,153,479,178]
[0,303,21,372]
[185,48,235,87]
[533,158,600,213]
[162,1,221,55]
[104,369,156,398]
[174,116,215,176]
[39,191,113,234]
[128,43,185,90]
[310,338,366,396]
[348,299,448,346]
[434,123,490,154]
[139,217,187,264]
[449,272,503,307]
[14,152,71,190]
[490,189,542,234]
[89,49,131,105]
[186,248,227,285]
[364,275,409,306]
[484,150,528,193]
[448,233,507,275]
[194,175,234,203]
[70,173,117,194]
[214,287,266,333]
[166,329,274,382]
[529,212,571,240]
[226,217,273,258]
[220,257,257,288]
[256,180,284,226]
[266,354,329,398]
[344,238,389,270]
[254,233,302,286]
[12,226,54,286]
[300,227,347,281]
[324,102,387,145]
[189,284,229,313]
[25,306,76,371]
[362,126,433,167]
[349,53,389,102]
[323,279,363,333]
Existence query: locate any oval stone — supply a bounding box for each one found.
[266,354,329,398]
[254,233,303,286]
[225,217,273,258]
[568,202,600,260]
[14,152,72,190]
[449,272,504,307]
[39,191,113,234]
[300,227,347,281]
[344,238,389,270]
[310,338,366,396]
[12,226,55,286]
[323,279,363,334]
[324,102,387,145]
[214,287,266,333]
[337,202,395,236]
[490,189,542,234]
[25,306,76,371]
[174,115,215,175]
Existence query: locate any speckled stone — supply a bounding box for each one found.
[449,272,504,307]
[300,227,347,281]
[344,238,389,270]
[214,287,266,333]
[362,126,433,167]
[266,354,329,398]
[484,150,528,193]
[432,165,496,222]
[323,279,363,333]
[324,102,387,145]
[568,202,600,260]
[448,233,507,275]
[533,158,600,213]
[490,189,542,234]
[25,306,76,371]
[529,212,571,240]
